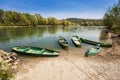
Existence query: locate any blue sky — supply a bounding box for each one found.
[0,0,118,19]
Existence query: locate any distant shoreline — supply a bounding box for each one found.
[0,25,57,28]
[0,25,74,28]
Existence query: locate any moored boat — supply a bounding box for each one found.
[58,36,68,48]
[11,46,60,56]
[80,38,112,47]
[85,44,101,56]
[71,35,81,47]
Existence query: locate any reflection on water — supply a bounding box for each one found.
[0,26,109,51]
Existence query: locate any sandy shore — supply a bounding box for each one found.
[14,40,120,80]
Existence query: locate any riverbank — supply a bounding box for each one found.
[14,35,120,80]
[0,25,76,28]
[110,32,120,56]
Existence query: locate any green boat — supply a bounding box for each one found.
[85,44,101,56]
[11,46,60,56]
[71,35,81,47]
[80,38,112,48]
[58,36,68,48]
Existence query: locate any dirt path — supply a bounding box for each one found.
[14,46,120,80]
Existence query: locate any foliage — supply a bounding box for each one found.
[103,0,120,32]
[47,17,59,25]
[0,9,4,24]
[60,19,74,26]
[35,14,48,25]
[67,18,103,26]
[0,62,14,80]
[0,9,74,26]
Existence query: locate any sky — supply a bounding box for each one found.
[0,0,118,19]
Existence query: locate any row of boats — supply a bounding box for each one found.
[11,36,112,57]
[58,36,112,48]
[58,36,112,56]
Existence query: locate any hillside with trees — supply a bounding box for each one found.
[67,18,103,26]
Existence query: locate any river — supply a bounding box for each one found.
[0,26,110,52]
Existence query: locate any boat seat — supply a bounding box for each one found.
[26,49,40,54]
[43,51,49,54]
[19,48,30,52]
[90,48,97,52]
[60,40,64,42]
[40,49,45,54]
[72,37,79,41]
[74,41,80,44]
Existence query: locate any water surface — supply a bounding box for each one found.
[0,26,109,52]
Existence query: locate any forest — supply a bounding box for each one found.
[0,9,104,27]
[0,9,74,26]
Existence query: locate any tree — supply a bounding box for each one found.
[18,14,31,26]
[48,17,59,25]
[0,9,4,24]
[34,14,48,25]
[61,19,72,26]
[4,11,15,25]
[103,0,120,30]
[23,13,38,26]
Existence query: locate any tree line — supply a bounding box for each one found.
[0,9,74,26]
[67,18,103,26]
[103,0,120,32]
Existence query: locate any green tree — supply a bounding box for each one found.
[34,14,48,25]
[48,17,59,25]
[61,19,72,26]
[31,15,38,26]
[103,0,120,30]
[4,11,14,25]
[0,9,4,25]
[18,14,31,26]
[23,13,38,26]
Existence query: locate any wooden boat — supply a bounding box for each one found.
[80,38,112,47]
[71,35,81,47]
[11,46,60,56]
[85,44,101,56]
[58,36,68,48]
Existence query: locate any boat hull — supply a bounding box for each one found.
[80,38,112,47]
[71,36,81,47]
[85,48,101,57]
[11,46,60,57]
[58,36,68,48]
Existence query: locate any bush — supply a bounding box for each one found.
[0,62,14,80]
